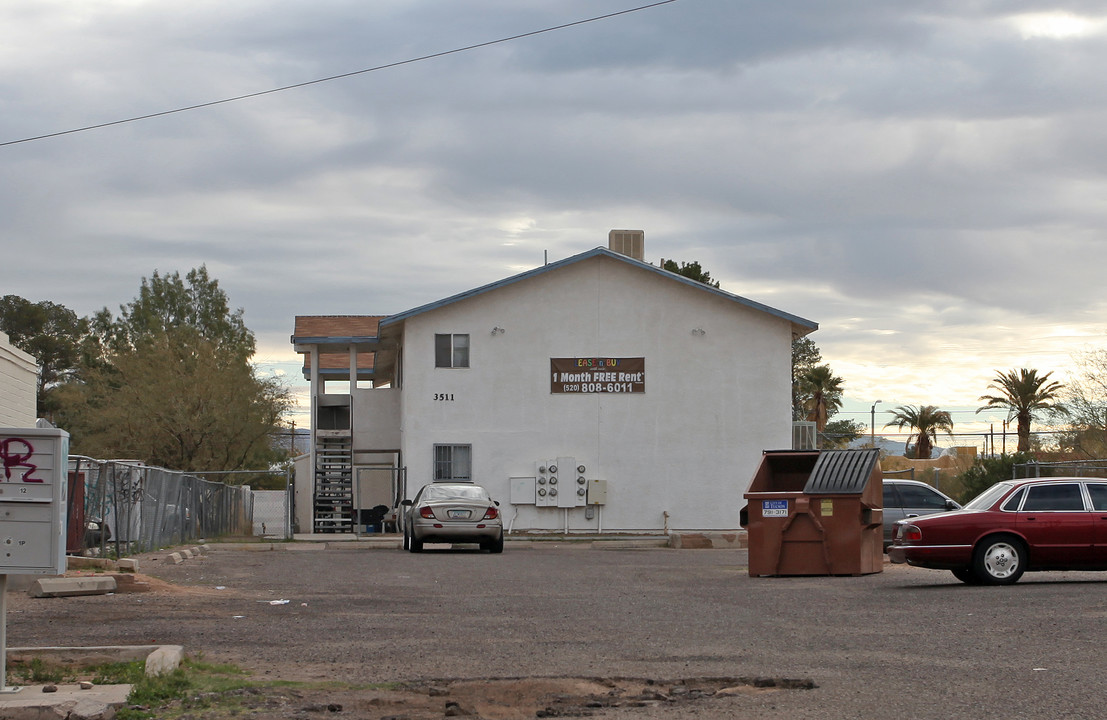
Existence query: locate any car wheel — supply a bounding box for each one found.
[408,530,423,553]
[951,568,981,584]
[487,531,504,554]
[972,534,1026,585]
[402,525,410,551]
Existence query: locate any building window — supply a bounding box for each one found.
[434,444,472,482]
[435,334,469,368]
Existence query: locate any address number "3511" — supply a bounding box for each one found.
[433,393,455,401]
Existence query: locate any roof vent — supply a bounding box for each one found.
[608,229,644,261]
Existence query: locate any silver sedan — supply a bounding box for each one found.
[402,483,504,553]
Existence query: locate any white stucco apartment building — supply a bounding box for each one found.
[0,331,37,427]
[291,234,817,534]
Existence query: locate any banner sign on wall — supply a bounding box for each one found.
[550,357,645,394]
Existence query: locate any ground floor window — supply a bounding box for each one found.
[433,444,472,482]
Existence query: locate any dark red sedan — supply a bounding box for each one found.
[888,477,1107,584]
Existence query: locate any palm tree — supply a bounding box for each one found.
[884,405,954,459]
[798,364,844,433]
[977,368,1064,453]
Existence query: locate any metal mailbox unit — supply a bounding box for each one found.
[0,427,69,694]
[0,428,68,575]
[741,449,883,577]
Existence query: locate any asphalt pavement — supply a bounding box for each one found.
[7,541,1106,719]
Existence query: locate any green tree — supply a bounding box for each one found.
[59,331,288,471]
[797,364,844,433]
[0,295,90,418]
[59,268,289,472]
[91,266,254,361]
[791,336,821,420]
[661,259,721,288]
[884,404,954,459]
[823,418,865,449]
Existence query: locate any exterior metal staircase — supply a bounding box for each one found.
[313,434,353,533]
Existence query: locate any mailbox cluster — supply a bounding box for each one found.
[0,428,69,576]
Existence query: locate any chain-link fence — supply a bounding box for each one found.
[69,456,286,556]
[1013,460,1107,479]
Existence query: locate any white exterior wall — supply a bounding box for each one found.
[397,255,794,532]
[0,331,37,427]
[351,388,401,450]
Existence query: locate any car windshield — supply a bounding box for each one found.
[422,484,488,502]
[962,482,1015,511]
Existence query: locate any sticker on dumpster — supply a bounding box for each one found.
[821,499,834,516]
[762,500,788,517]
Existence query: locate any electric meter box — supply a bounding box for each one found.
[0,428,69,575]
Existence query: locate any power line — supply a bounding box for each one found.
[1,0,678,148]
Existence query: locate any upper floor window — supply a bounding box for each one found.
[435,333,469,368]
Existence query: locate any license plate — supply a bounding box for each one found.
[447,509,471,519]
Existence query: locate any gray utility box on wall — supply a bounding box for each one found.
[0,428,69,575]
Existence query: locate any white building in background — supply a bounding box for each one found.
[0,330,37,427]
[291,232,817,534]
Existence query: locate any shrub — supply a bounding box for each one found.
[955,452,1036,504]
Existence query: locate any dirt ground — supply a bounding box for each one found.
[6,545,819,720]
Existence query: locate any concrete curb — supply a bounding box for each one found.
[7,645,184,677]
[204,535,750,550]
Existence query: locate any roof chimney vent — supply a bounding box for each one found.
[608,229,644,261]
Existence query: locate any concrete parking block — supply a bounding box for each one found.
[180,549,194,559]
[168,552,183,564]
[27,577,117,598]
[668,531,748,549]
[117,558,139,572]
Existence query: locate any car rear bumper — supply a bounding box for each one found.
[888,543,973,569]
[411,520,502,544]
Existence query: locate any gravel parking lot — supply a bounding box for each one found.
[7,541,1107,719]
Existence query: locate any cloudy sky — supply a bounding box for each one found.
[3,0,1106,438]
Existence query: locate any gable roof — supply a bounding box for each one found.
[379,247,817,334]
[291,248,818,382]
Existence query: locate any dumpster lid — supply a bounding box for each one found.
[803,449,879,494]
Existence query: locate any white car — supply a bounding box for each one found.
[402,483,504,553]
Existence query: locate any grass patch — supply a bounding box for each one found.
[6,658,147,687]
[118,657,252,720]
[8,658,68,685]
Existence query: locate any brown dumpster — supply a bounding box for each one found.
[740,449,883,577]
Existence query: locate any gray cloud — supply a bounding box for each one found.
[3,0,1107,427]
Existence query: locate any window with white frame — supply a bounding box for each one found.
[433,444,472,482]
[435,333,470,368]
